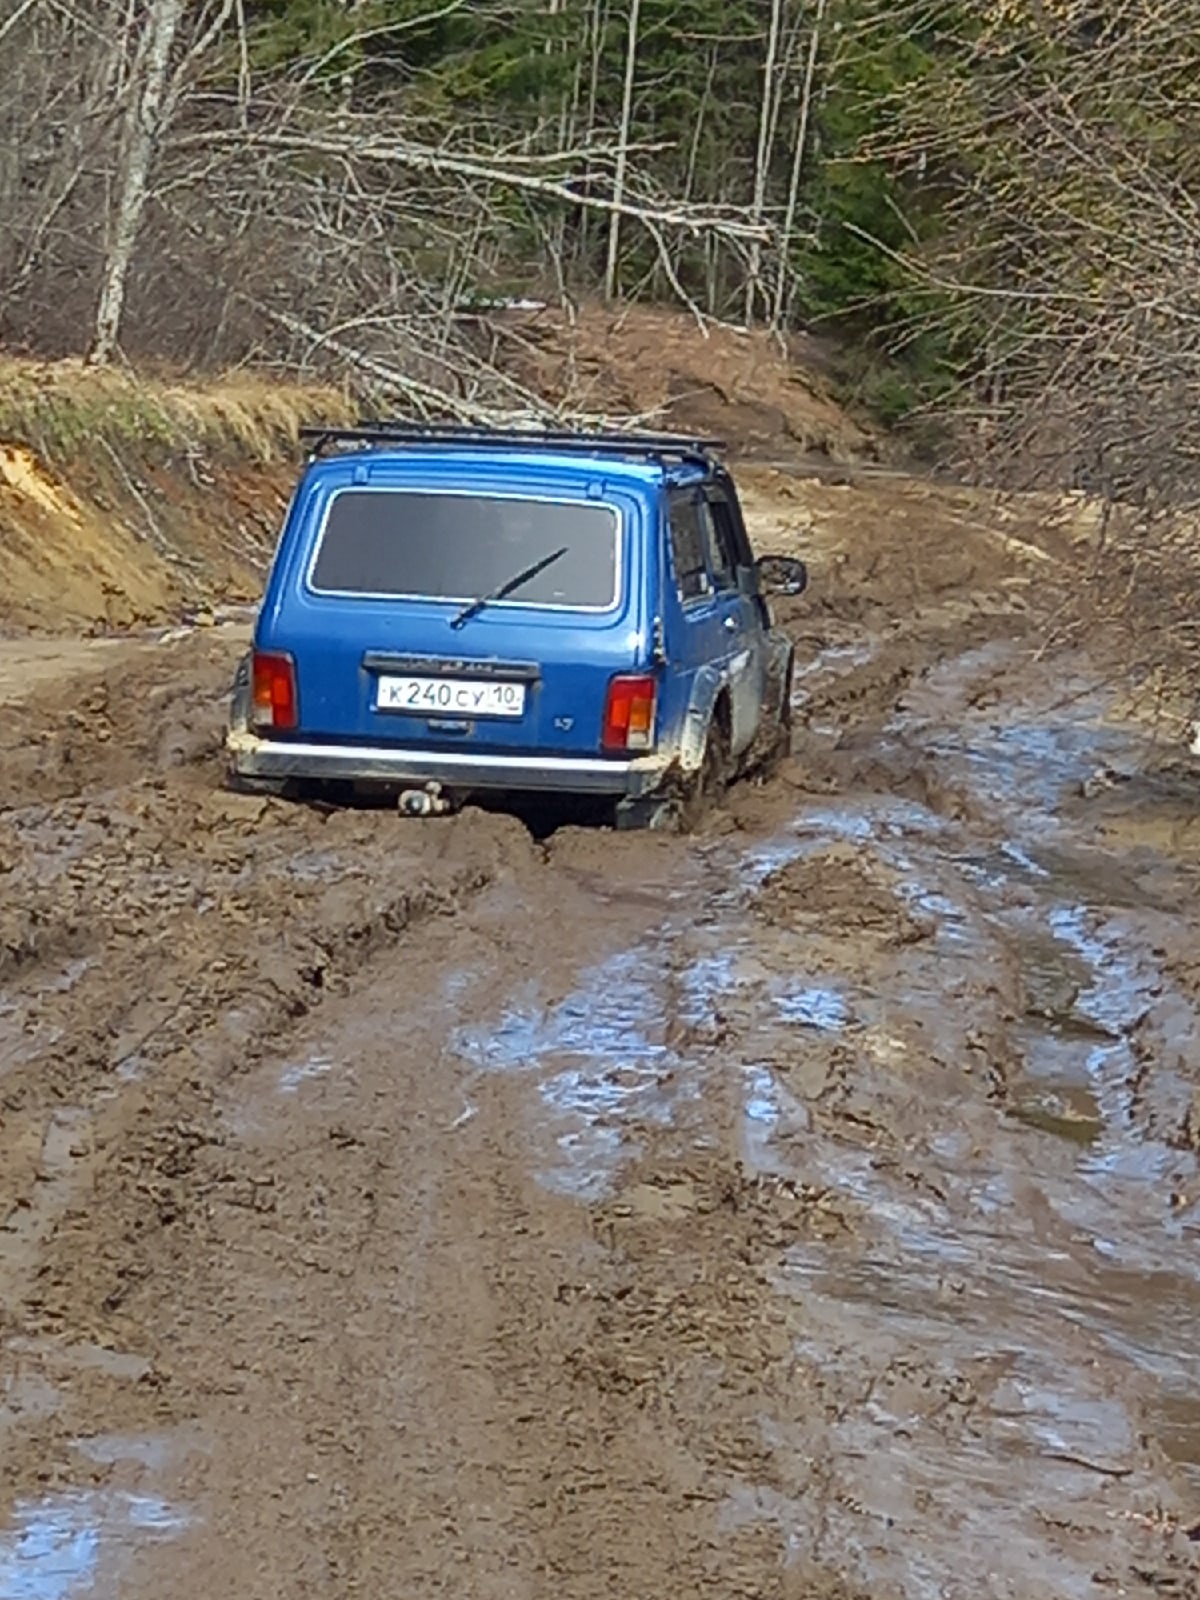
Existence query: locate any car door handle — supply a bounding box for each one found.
[723,615,739,632]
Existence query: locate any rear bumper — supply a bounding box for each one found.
[226,729,667,797]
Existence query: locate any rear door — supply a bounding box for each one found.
[700,485,766,756]
[268,477,647,760]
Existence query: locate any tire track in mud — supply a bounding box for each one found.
[42,842,868,1600]
[0,619,885,1597]
[0,703,533,1351]
[4,575,1200,1597]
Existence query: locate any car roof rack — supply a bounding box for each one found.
[297,420,725,468]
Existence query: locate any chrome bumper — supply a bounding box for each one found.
[226,730,665,797]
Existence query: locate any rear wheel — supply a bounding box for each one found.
[749,650,794,779]
[225,766,291,799]
[679,710,732,832]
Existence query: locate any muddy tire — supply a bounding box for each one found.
[762,660,794,772]
[678,711,732,832]
[747,650,794,780]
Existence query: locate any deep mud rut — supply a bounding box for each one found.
[3,477,1200,1600]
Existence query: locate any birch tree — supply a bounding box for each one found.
[745,0,784,325]
[604,0,642,300]
[91,0,189,364]
[772,0,826,330]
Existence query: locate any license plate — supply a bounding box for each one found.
[375,674,527,719]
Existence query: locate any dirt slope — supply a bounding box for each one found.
[0,360,347,633]
[506,304,882,462]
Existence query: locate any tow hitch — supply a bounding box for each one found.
[398,783,452,817]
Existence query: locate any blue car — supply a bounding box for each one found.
[225,424,806,828]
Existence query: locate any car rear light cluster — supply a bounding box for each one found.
[602,673,656,753]
[251,650,298,731]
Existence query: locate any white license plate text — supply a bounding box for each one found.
[376,674,527,719]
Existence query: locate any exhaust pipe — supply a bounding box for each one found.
[398,783,451,817]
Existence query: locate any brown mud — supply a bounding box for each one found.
[2,464,1200,1599]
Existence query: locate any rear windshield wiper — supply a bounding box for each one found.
[449,545,569,630]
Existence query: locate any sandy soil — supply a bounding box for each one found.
[2,465,1200,1599]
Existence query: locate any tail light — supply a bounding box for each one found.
[251,650,298,731]
[602,673,657,753]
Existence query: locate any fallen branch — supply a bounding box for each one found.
[169,128,772,242]
[238,295,664,429]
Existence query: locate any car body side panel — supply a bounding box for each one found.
[654,487,729,772]
[707,586,765,757]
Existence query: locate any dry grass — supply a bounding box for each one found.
[0,354,356,632]
[0,357,352,464]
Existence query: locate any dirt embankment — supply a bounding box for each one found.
[0,358,350,634]
[506,304,884,463]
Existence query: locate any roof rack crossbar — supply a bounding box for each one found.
[297,421,725,462]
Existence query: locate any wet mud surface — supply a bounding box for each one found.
[3,483,1200,1598]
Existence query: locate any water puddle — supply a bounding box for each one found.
[672,681,1200,1588]
[74,1432,185,1470]
[1,1109,91,1270]
[278,1053,335,1094]
[2,1338,152,1384]
[454,948,693,1199]
[774,984,849,1031]
[1008,1082,1104,1144]
[0,1490,187,1599]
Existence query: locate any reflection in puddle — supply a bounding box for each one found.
[457,951,671,1077]
[1046,904,1149,1037]
[744,1066,780,1126]
[775,985,848,1031]
[449,667,1200,1591]
[0,1491,187,1600]
[1008,1083,1104,1144]
[921,716,1124,815]
[455,950,687,1198]
[679,951,737,1020]
[278,1053,334,1094]
[74,1433,181,1470]
[793,640,876,689]
[704,688,1200,1587]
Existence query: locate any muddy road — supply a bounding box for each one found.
[2,471,1200,1599]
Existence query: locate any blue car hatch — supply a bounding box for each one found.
[289,479,640,760]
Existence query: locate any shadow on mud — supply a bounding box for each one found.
[280,779,616,842]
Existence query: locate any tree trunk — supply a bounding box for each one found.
[772,0,827,330]
[604,0,641,302]
[744,0,784,327]
[91,0,187,364]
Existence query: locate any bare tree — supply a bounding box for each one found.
[604,0,642,301]
[1,0,779,416]
[91,0,188,364]
[745,0,784,325]
[772,0,827,331]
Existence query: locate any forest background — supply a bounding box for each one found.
[2,0,1197,514]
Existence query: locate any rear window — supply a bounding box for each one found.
[308,489,620,609]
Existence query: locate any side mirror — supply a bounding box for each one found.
[756,554,808,595]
